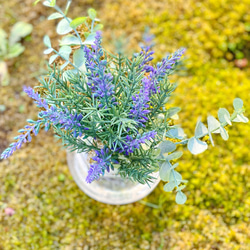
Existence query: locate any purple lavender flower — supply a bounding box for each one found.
[23,86,48,109]
[86,147,113,183]
[39,106,87,137]
[84,32,116,108]
[129,48,186,126]
[1,120,42,159]
[119,131,157,155]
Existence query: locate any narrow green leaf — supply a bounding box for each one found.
[73,48,85,67]
[70,17,87,29]
[43,48,53,54]
[166,107,181,118]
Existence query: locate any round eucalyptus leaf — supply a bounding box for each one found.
[60,35,81,46]
[59,46,72,61]
[165,151,183,161]
[56,18,73,35]
[175,191,187,204]
[9,22,33,45]
[187,137,208,155]
[48,12,63,20]
[43,48,53,54]
[70,17,87,29]
[233,98,243,111]
[159,161,171,182]
[163,181,176,192]
[43,35,51,48]
[207,115,220,133]
[49,54,58,64]
[158,140,176,154]
[233,113,249,123]
[195,121,208,138]
[88,8,97,20]
[218,108,232,125]
[83,33,97,46]
[73,48,85,68]
[220,126,229,140]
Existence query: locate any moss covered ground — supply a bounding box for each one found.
[0,0,250,249]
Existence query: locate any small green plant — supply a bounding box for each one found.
[0,21,33,86]
[1,0,248,205]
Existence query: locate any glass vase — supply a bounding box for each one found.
[67,150,161,205]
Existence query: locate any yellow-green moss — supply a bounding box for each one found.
[0,0,250,249]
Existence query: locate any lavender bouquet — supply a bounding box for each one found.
[1,0,248,204]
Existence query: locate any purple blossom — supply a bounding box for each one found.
[23,86,48,109]
[1,120,42,159]
[119,131,157,155]
[84,32,116,107]
[86,147,113,183]
[39,106,86,137]
[129,48,186,126]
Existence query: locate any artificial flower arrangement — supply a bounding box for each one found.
[1,0,248,204]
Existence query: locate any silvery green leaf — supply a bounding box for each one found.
[176,185,186,191]
[0,29,8,54]
[59,46,71,60]
[195,121,208,138]
[233,113,249,123]
[83,33,97,45]
[88,8,97,20]
[159,161,171,181]
[43,48,53,54]
[93,24,104,32]
[6,43,25,59]
[208,132,214,147]
[218,108,232,125]
[163,181,176,192]
[43,35,51,48]
[169,170,182,182]
[167,107,181,118]
[233,98,243,111]
[9,22,33,45]
[43,0,56,7]
[166,127,186,140]
[158,140,176,154]
[49,54,58,64]
[48,12,63,20]
[56,18,73,35]
[220,126,229,140]
[70,17,87,29]
[73,48,85,68]
[188,137,208,155]
[165,151,183,161]
[207,116,220,133]
[60,61,69,70]
[175,191,187,204]
[60,35,81,46]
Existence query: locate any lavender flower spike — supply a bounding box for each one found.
[1,120,42,159]
[23,86,48,109]
[86,147,113,183]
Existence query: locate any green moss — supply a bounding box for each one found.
[0,0,250,249]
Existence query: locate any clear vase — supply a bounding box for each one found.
[67,150,161,205]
